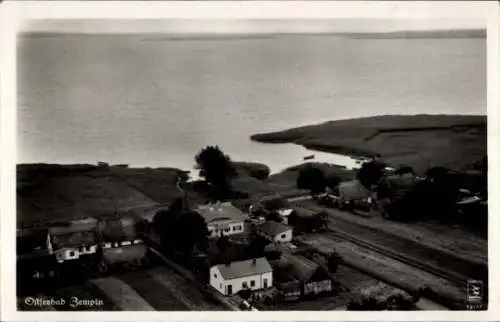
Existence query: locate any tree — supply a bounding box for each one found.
[195,145,237,195]
[244,234,270,260]
[216,235,230,253]
[297,166,327,195]
[357,161,386,189]
[326,251,342,274]
[262,197,288,211]
[266,211,283,223]
[325,174,341,190]
[311,211,329,231]
[395,166,415,176]
[153,209,209,256]
[168,196,187,213]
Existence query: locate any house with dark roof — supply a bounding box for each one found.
[257,221,293,243]
[47,217,99,263]
[209,257,273,296]
[98,216,147,268]
[271,253,333,297]
[338,180,373,209]
[196,202,246,238]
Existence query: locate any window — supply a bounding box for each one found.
[69,251,76,257]
[250,280,255,287]
[214,273,217,278]
[281,234,286,239]
[242,281,248,288]
[232,226,236,231]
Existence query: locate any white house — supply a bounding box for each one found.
[196,202,246,238]
[258,221,293,243]
[48,217,99,263]
[210,257,273,296]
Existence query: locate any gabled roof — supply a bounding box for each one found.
[259,221,292,237]
[99,216,137,242]
[277,209,294,217]
[275,253,320,282]
[48,217,99,235]
[338,180,372,201]
[51,230,97,248]
[196,202,246,224]
[214,257,272,280]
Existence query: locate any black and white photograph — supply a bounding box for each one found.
[1,1,498,319]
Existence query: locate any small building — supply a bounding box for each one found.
[338,180,373,209]
[210,257,273,296]
[272,253,333,298]
[98,216,146,268]
[258,221,293,243]
[276,208,294,224]
[196,202,246,238]
[47,217,99,263]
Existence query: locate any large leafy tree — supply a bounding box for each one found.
[244,234,270,260]
[195,145,237,195]
[153,208,209,256]
[357,160,386,189]
[297,166,327,195]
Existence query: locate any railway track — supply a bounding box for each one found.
[326,217,487,286]
[327,227,468,288]
[294,201,487,283]
[291,202,488,309]
[322,228,473,310]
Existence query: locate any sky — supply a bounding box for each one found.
[19,18,486,35]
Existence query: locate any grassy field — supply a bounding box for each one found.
[17,164,186,228]
[251,114,486,174]
[17,162,287,228]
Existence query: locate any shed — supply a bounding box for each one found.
[258,221,293,243]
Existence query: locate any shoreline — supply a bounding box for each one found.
[250,114,486,173]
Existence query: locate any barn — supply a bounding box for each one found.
[272,253,333,298]
[257,221,293,243]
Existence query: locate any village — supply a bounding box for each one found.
[16,144,488,311]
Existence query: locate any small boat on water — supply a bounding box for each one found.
[303,155,315,160]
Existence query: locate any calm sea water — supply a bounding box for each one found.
[18,34,486,176]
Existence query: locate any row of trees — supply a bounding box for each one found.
[296,156,487,224]
[296,160,386,196]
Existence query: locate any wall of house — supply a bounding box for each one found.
[207,221,245,238]
[54,244,98,263]
[209,266,226,294]
[55,247,80,263]
[304,279,332,295]
[224,271,273,295]
[209,267,273,295]
[273,229,293,243]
